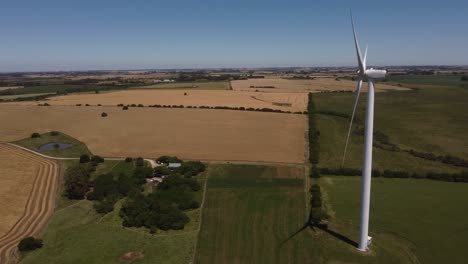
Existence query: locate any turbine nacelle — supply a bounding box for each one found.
[364,69,387,79]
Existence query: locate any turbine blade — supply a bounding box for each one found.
[363,45,368,70]
[342,78,363,166]
[351,15,365,74]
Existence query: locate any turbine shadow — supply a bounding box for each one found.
[316,224,358,248]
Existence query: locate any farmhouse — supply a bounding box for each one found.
[168,162,182,169]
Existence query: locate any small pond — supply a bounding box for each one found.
[38,142,74,151]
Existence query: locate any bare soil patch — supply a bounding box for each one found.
[119,251,144,262]
[0,106,307,164]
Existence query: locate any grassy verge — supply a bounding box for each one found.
[320,176,468,264]
[14,132,91,158]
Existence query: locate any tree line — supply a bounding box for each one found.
[317,167,468,183]
[308,93,320,167]
[113,103,307,115]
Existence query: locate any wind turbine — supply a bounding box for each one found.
[342,15,387,252]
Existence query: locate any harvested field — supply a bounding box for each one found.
[0,144,59,264]
[6,90,308,112]
[0,106,307,164]
[231,77,409,93]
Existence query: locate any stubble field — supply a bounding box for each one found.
[6,90,308,112]
[0,106,307,164]
[0,144,59,264]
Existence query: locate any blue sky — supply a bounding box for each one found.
[1,0,467,71]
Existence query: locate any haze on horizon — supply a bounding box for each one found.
[1,0,467,72]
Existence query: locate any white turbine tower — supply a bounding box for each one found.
[342,15,387,252]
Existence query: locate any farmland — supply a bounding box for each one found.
[195,164,316,264]
[0,144,59,263]
[231,77,407,93]
[320,176,468,264]
[194,164,419,264]
[313,86,468,169]
[0,106,307,163]
[6,90,308,112]
[132,81,229,90]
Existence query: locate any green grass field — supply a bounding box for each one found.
[0,84,112,95]
[14,132,92,158]
[21,200,196,264]
[0,93,55,100]
[320,176,468,264]
[386,74,468,88]
[195,164,317,264]
[133,81,230,90]
[195,164,418,264]
[313,85,468,170]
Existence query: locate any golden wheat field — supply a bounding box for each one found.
[0,106,307,164]
[7,90,308,112]
[0,144,59,263]
[231,77,408,92]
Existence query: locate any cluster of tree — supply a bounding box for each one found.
[86,156,152,214]
[64,163,95,199]
[318,167,468,183]
[308,93,320,164]
[120,174,200,231]
[18,237,43,252]
[309,184,325,225]
[31,133,41,138]
[88,172,139,214]
[310,165,320,178]
[407,149,468,168]
[79,154,105,166]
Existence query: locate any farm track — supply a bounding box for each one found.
[0,144,59,264]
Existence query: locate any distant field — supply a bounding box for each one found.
[0,86,23,91]
[0,106,307,164]
[313,86,468,162]
[321,176,468,264]
[0,144,58,263]
[133,81,229,90]
[387,74,468,88]
[231,77,408,93]
[8,90,308,112]
[0,93,55,100]
[195,164,316,264]
[0,85,105,95]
